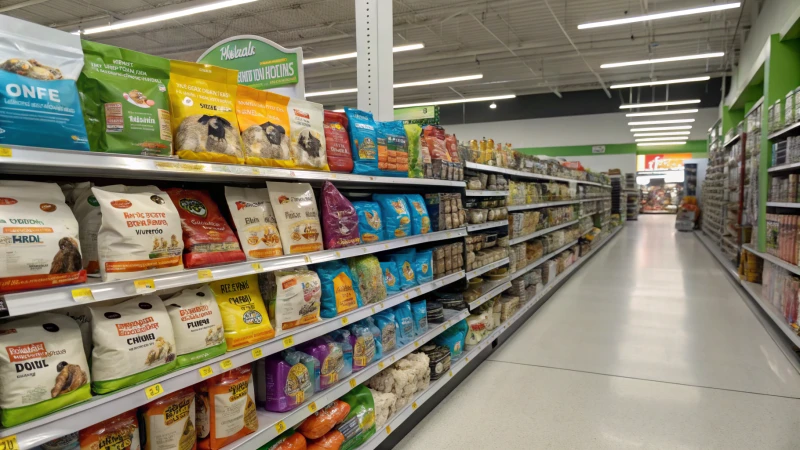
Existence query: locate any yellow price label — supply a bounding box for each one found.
[308,402,317,413]
[0,435,19,450]
[449,370,453,377]
[404,293,409,300]
[220,359,233,370]
[378,362,385,369]
[465,356,470,362]
[144,383,164,399]
[282,336,294,348]
[371,307,376,314]
[251,262,263,272]
[304,255,311,263]
[442,324,448,330]
[335,251,341,257]
[415,287,422,295]
[252,348,263,359]
[133,278,156,293]
[412,402,418,410]
[384,244,390,249]
[71,288,94,303]
[275,420,287,434]
[198,366,213,378]
[385,425,392,435]
[349,378,357,388]
[341,316,349,326]
[197,269,213,281]
[414,341,419,348]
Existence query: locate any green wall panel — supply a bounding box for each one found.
[516,140,707,157]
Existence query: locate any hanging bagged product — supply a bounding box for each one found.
[89,295,177,394]
[288,97,329,171]
[317,260,362,319]
[0,181,86,294]
[404,194,431,235]
[169,60,244,164]
[208,275,275,350]
[0,313,91,427]
[79,410,141,450]
[320,181,361,249]
[372,194,411,238]
[196,365,258,449]
[79,41,172,156]
[267,182,324,254]
[349,255,387,305]
[376,120,410,176]
[92,185,184,281]
[141,388,196,450]
[165,285,227,368]
[323,111,354,172]
[224,186,283,260]
[261,350,317,412]
[405,124,426,178]
[269,268,322,333]
[166,188,246,268]
[352,201,385,243]
[379,261,401,293]
[345,108,379,175]
[0,15,89,150]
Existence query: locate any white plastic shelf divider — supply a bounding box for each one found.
[766,202,800,208]
[0,271,465,449]
[465,190,509,197]
[465,258,510,281]
[507,200,579,211]
[464,162,608,187]
[467,278,512,310]
[1,228,467,318]
[466,220,508,232]
[225,308,470,450]
[508,220,579,246]
[0,146,466,187]
[509,239,579,281]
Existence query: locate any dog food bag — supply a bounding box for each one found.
[0,313,91,427]
[372,194,411,238]
[388,249,417,291]
[267,182,323,254]
[236,85,274,166]
[165,285,227,368]
[262,350,318,412]
[166,188,245,268]
[376,120,410,176]
[169,60,244,164]
[423,125,449,161]
[197,365,258,449]
[298,337,348,391]
[224,186,283,260]
[345,108,379,176]
[392,302,414,346]
[208,275,275,350]
[0,15,89,150]
[414,250,433,284]
[261,430,307,450]
[60,305,93,361]
[269,268,322,333]
[0,181,86,294]
[373,311,397,353]
[348,255,386,305]
[89,295,177,393]
[379,261,400,293]
[405,124,425,178]
[288,98,329,171]
[404,194,431,235]
[79,40,172,156]
[352,201,384,243]
[323,111,354,173]
[141,387,196,450]
[79,410,141,450]
[317,260,362,319]
[320,181,360,249]
[347,322,376,372]
[92,185,184,281]
[410,300,428,337]
[336,386,376,450]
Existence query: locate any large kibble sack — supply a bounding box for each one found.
[224,186,283,260]
[165,285,227,368]
[267,182,323,254]
[288,97,329,171]
[79,411,141,450]
[0,313,91,427]
[196,365,258,449]
[209,275,275,350]
[372,194,411,238]
[320,181,361,249]
[141,387,196,450]
[323,111,354,173]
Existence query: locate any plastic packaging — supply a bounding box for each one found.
[347,322,376,371]
[379,261,401,293]
[388,249,417,290]
[164,285,226,368]
[269,268,322,333]
[196,365,257,449]
[375,120,409,176]
[299,337,349,391]
[209,275,275,350]
[298,400,351,440]
[352,201,384,243]
[320,181,361,249]
[410,300,428,337]
[317,260,362,319]
[372,194,411,239]
[267,182,324,254]
[373,311,397,354]
[414,250,434,284]
[348,255,387,305]
[345,108,379,176]
[323,111,354,173]
[140,387,196,450]
[405,124,424,178]
[263,350,318,412]
[393,302,415,346]
[336,386,376,450]
[404,194,431,235]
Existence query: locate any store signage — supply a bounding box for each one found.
[394,105,440,125]
[591,145,606,154]
[639,153,692,171]
[198,35,305,98]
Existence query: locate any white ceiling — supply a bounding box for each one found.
[3,0,752,107]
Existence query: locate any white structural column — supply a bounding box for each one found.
[355,0,394,120]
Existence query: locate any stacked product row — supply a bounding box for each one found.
[702,121,725,243]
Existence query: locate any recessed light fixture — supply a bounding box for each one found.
[394,94,516,108]
[578,3,740,29]
[601,52,724,69]
[306,74,484,97]
[626,109,698,117]
[610,76,711,89]
[636,136,691,142]
[637,141,687,146]
[303,43,424,64]
[619,99,700,109]
[489,102,497,109]
[628,119,696,125]
[634,131,691,137]
[631,126,692,131]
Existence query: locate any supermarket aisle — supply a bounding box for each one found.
[396,216,800,449]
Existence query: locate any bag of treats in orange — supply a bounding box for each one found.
[197,365,258,449]
[141,387,196,450]
[79,410,141,450]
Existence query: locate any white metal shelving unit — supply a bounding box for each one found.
[466,258,510,281]
[507,199,580,211]
[508,220,579,246]
[467,278,512,310]
[465,190,509,197]
[466,220,509,232]
[464,162,607,186]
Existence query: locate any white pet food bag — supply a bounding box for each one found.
[92,186,184,281]
[0,313,91,427]
[89,295,178,394]
[266,182,323,254]
[60,305,93,360]
[165,285,227,368]
[0,181,86,294]
[287,98,329,171]
[224,186,283,260]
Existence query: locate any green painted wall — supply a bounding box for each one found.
[516,140,707,157]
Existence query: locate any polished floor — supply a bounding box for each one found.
[396,216,800,449]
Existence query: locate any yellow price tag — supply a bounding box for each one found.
[71,288,94,303]
[404,293,409,300]
[133,278,156,293]
[371,307,376,314]
[197,269,213,281]
[349,378,357,388]
[378,362,385,369]
[385,425,392,435]
[465,356,470,362]
[308,402,317,413]
[412,402,418,410]
[220,359,233,370]
[275,420,287,434]
[304,255,311,263]
[335,251,341,257]
[341,316,349,326]
[0,435,19,450]
[442,324,448,330]
[251,262,263,272]
[414,341,419,348]
[252,348,263,359]
[449,370,453,377]
[198,366,213,378]
[282,336,294,348]
[144,383,164,399]
[0,147,11,158]
[384,244,390,249]
[415,288,422,295]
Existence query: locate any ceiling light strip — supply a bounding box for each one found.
[633,131,691,137]
[636,137,692,142]
[619,99,700,109]
[630,126,692,131]
[601,52,724,69]
[306,74,484,97]
[394,94,516,108]
[626,109,698,117]
[304,43,424,65]
[610,76,711,89]
[637,142,687,146]
[578,3,740,29]
[628,119,696,125]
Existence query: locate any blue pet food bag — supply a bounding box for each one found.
[317,260,362,318]
[388,249,417,290]
[379,261,401,293]
[373,194,411,239]
[373,311,397,353]
[393,301,414,346]
[404,194,431,235]
[353,201,385,243]
[410,300,428,337]
[345,108,380,176]
[363,317,383,360]
[434,326,465,361]
[376,120,409,177]
[414,250,433,284]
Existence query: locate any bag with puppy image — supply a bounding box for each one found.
[288,97,329,171]
[235,85,292,168]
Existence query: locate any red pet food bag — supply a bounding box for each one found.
[423,125,450,161]
[166,188,246,268]
[320,181,361,249]
[323,111,354,173]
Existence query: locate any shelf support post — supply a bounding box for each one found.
[355,0,394,121]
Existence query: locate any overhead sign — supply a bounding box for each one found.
[591,145,606,154]
[638,153,692,171]
[394,105,439,125]
[197,35,305,98]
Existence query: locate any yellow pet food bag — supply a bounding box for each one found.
[235,85,292,168]
[209,275,275,350]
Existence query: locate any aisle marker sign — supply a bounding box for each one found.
[0,435,18,450]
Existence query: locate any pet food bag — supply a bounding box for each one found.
[363,318,383,360]
[393,302,414,346]
[372,194,411,238]
[79,410,141,450]
[208,275,275,350]
[414,250,434,284]
[317,260,362,319]
[373,311,397,353]
[352,201,384,243]
[410,300,428,337]
[141,388,196,450]
[288,98,329,171]
[261,431,307,450]
[337,386,376,450]
[224,186,283,260]
[261,350,318,412]
[405,124,425,178]
[345,108,379,176]
[423,125,449,161]
[169,60,244,164]
[89,295,177,394]
[379,261,401,293]
[404,194,431,235]
[0,15,89,150]
[323,111,354,172]
[0,313,91,427]
[197,365,258,449]
[0,181,86,294]
[270,268,322,333]
[298,337,349,391]
[165,285,227,368]
[376,120,410,176]
[236,85,275,166]
[388,250,417,290]
[79,40,172,156]
[267,182,324,254]
[347,322,376,371]
[298,400,350,440]
[348,255,387,305]
[166,188,246,268]
[320,181,361,249]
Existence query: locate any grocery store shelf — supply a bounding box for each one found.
[581,196,612,202]
[768,161,800,173]
[507,199,579,211]
[767,202,800,208]
[508,220,579,245]
[722,235,740,249]
[464,161,608,187]
[227,307,470,450]
[742,244,800,277]
[509,239,579,281]
[465,189,509,197]
[0,271,466,448]
[0,228,467,318]
[723,134,741,147]
[0,145,466,187]
[740,281,800,349]
[467,278,512,310]
[466,220,509,232]
[466,258,510,280]
[767,120,800,141]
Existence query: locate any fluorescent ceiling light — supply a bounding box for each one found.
[634,131,691,137]
[620,99,700,109]
[578,3,740,29]
[628,119,695,125]
[626,109,698,117]
[631,126,692,131]
[304,43,424,65]
[636,137,691,142]
[601,52,724,69]
[80,0,258,34]
[610,76,711,89]
[638,142,686,146]
[395,94,516,108]
[306,74,484,98]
